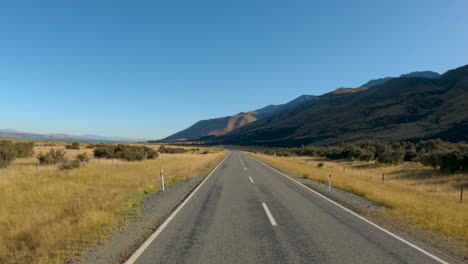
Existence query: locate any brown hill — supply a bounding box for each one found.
[163,95,317,140]
[212,65,468,146]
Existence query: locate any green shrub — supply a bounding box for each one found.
[0,143,15,168]
[76,153,90,163]
[13,142,35,158]
[377,150,404,165]
[37,149,66,165]
[65,142,80,150]
[59,159,81,170]
[94,144,158,161]
[158,145,188,154]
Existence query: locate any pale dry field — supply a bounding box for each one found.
[250,153,468,243]
[0,140,226,263]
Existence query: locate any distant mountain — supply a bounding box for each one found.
[362,71,440,88]
[0,129,147,142]
[163,95,318,141]
[210,65,467,146]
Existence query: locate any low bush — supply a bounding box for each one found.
[37,149,67,165]
[260,139,468,173]
[158,145,188,154]
[0,144,15,168]
[13,142,35,158]
[65,142,80,150]
[0,141,35,168]
[94,144,158,161]
[76,153,90,163]
[59,160,81,170]
[376,150,404,165]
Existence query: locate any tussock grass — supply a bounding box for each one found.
[251,153,468,242]
[0,140,226,263]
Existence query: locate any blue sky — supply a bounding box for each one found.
[1,0,467,139]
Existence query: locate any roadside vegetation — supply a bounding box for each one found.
[0,139,226,263]
[93,144,158,161]
[263,139,468,172]
[252,140,468,245]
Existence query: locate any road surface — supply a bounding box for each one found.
[127,151,447,264]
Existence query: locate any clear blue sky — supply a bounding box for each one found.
[1,0,467,139]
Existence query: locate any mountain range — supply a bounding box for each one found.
[162,66,467,146]
[0,129,149,142]
[164,95,317,140]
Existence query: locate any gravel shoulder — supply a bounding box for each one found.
[69,175,206,264]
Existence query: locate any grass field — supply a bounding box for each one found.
[250,153,468,246]
[0,139,226,264]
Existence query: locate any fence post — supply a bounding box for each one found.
[382,173,385,182]
[160,169,165,191]
[328,170,332,192]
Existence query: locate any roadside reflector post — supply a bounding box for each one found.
[328,170,332,192]
[160,169,165,191]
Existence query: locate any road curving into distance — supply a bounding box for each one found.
[125,151,449,264]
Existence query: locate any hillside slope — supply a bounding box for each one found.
[212,65,468,146]
[163,95,317,140]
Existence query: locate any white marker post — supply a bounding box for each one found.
[160,169,165,191]
[328,170,332,192]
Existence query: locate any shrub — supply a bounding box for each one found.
[377,150,404,165]
[13,142,34,158]
[317,162,324,168]
[94,144,158,161]
[76,153,90,163]
[94,145,115,158]
[65,142,80,150]
[59,160,81,170]
[37,149,66,165]
[0,143,15,168]
[158,145,188,154]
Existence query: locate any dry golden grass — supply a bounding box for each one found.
[0,140,226,264]
[251,153,468,242]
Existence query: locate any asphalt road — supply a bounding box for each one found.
[128,151,447,264]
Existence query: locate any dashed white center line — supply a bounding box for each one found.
[262,203,277,226]
[249,177,254,184]
[244,167,247,171]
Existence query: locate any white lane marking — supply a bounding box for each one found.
[262,203,277,226]
[249,176,254,184]
[124,154,230,264]
[244,166,247,171]
[249,155,450,264]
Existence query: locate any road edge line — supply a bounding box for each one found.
[123,152,230,264]
[248,154,450,264]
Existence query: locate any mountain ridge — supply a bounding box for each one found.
[208,65,467,146]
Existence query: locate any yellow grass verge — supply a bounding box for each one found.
[250,153,468,243]
[0,142,226,264]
